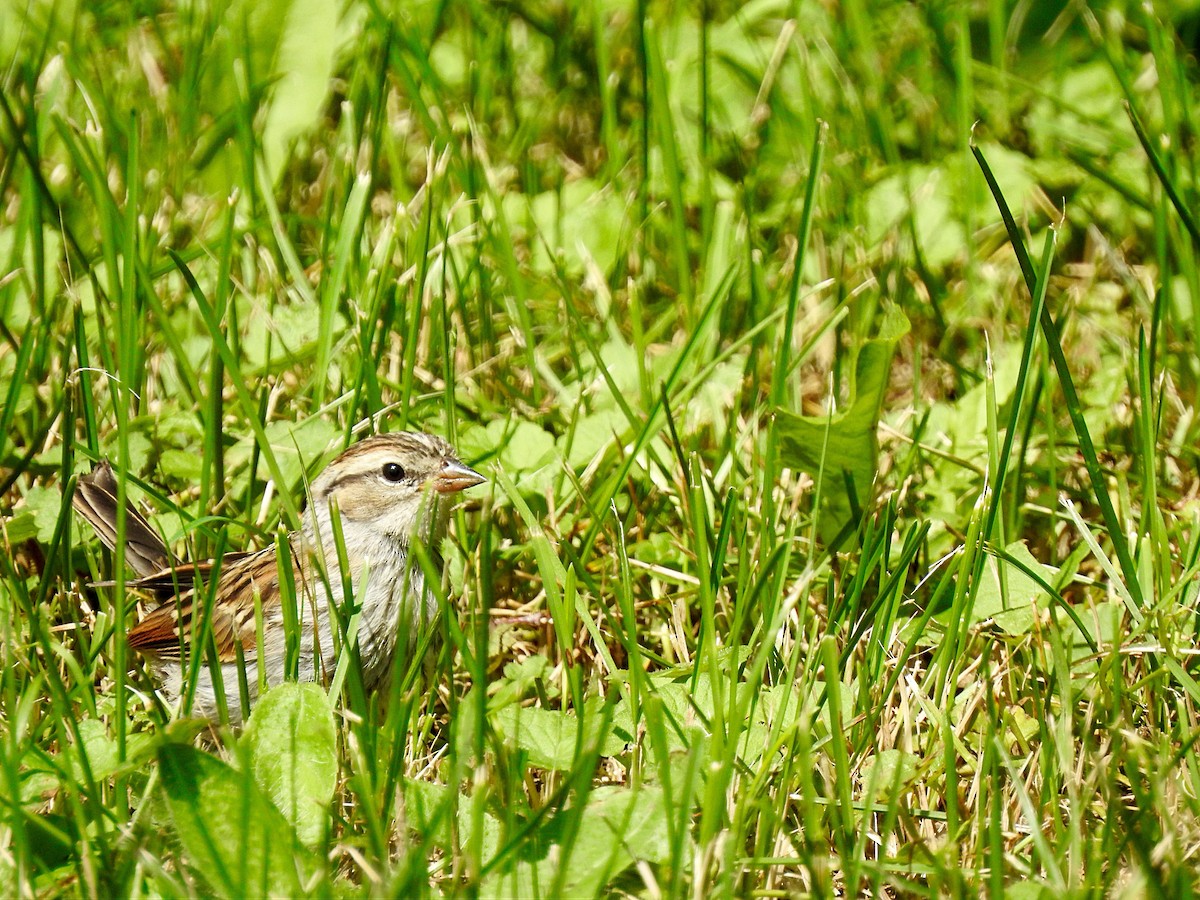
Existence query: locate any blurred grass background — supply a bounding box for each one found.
[5,0,1200,895]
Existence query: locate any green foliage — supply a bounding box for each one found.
[158,743,317,897]
[153,686,337,895]
[243,683,338,847]
[5,0,1200,896]
[490,700,624,771]
[776,304,911,545]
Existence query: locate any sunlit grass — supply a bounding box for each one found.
[3,1,1200,896]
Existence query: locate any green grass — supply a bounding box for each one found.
[4,0,1200,895]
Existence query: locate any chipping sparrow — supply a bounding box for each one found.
[73,431,485,725]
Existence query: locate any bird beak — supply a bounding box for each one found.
[433,458,487,494]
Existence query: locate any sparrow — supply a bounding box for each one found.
[72,431,485,725]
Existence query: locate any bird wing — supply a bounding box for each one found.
[126,548,281,663]
[112,553,257,600]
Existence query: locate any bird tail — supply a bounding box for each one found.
[72,460,175,578]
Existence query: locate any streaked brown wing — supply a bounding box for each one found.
[73,461,174,578]
[126,548,281,663]
[114,553,257,600]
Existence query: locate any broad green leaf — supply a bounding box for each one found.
[859,749,919,800]
[611,672,714,759]
[516,179,627,276]
[104,432,154,475]
[683,354,745,439]
[1004,706,1041,748]
[400,778,501,860]
[776,305,910,544]
[73,719,157,781]
[488,655,551,709]
[15,812,75,874]
[243,302,348,372]
[1002,883,1060,900]
[399,778,456,845]
[969,542,1054,635]
[226,417,342,497]
[460,419,557,496]
[22,486,65,545]
[490,700,625,771]
[260,0,340,181]
[1026,61,1133,157]
[562,407,628,471]
[482,785,670,898]
[243,683,338,847]
[188,0,341,189]
[4,511,38,545]
[864,145,1033,270]
[158,744,315,898]
[922,349,1023,462]
[576,784,671,865]
[865,166,966,270]
[158,448,206,483]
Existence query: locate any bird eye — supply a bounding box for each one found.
[382,462,406,483]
